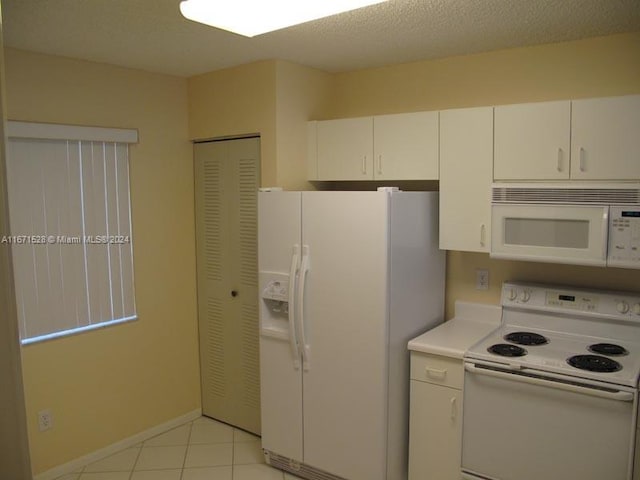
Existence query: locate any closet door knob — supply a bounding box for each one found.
[231,290,238,297]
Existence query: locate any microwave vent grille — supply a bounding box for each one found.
[492,187,640,205]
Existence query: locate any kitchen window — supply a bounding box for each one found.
[4,121,138,344]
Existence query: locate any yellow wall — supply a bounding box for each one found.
[329,32,640,117]
[187,60,277,187]
[446,252,640,318]
[187,60,333,190]
[326,32,640,317]
[3,48,200,474]
[274,60,333,190]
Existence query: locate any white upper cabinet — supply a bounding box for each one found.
[439,106,493,252]
[373,111,439,180]
[316,117,374,181]
[310,111,439,181]
[571,95,640,180]
[310,94,639,184]
[494,100,571,180]
[494,95,640,181]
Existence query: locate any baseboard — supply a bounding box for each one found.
[34,408,202,480]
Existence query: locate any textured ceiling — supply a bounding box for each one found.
[1,0,639,77]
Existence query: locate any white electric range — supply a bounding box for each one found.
[462,282,640,480]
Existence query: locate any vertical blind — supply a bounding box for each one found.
[5,122,138,344]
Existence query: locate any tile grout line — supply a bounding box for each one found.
[178,419,195,480]
[127,444,144,480]
[231,424,235,480]
[68,417,278,480]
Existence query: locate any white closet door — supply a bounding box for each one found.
[195,137,261,434]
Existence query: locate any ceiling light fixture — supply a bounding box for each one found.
[179,0,389,38]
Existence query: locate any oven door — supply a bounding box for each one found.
[462,362,636,480]
[491,204,609,267]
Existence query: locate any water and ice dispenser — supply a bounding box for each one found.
[259,272,292,339]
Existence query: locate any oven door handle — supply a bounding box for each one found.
[464,362,634,402]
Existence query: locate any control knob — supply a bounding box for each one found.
[617,301,630,314]
[633,303,640,316]
[519,291,531,303]
[507,288,518,301]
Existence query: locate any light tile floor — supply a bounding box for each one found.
[55,417,303,480]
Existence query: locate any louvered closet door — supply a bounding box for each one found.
[194,137,261,434]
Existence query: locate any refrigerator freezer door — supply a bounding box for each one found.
[301,191,389,480]
[258,191,304,461]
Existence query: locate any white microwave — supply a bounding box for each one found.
[491,184,640,269]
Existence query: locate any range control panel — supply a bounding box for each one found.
[608,206,640,268]
[502,282,640,319]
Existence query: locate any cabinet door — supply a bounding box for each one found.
[307,121,318,180]
[494,101,570,180]
[408,381,462,480]
[373,111,439,180]
[316,117,373,180]
[439,107,493,252]
[571,95,640,180]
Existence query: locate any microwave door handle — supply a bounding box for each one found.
[464,362,634,402]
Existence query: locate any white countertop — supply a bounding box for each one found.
[408,301,502,359]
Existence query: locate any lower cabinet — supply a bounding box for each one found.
[408,352,463,480]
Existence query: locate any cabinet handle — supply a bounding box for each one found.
[579,147,586,172]
[362,155,367,175]
[425,367,447,379]
[557,148,563,172]
[377,155,383,175]
[480,224,486,247]
[450,397,457,421]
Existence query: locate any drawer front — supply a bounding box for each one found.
[411,353,463,389]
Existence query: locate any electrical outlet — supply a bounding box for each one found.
[38,409,53,432]
[476,269,489,291]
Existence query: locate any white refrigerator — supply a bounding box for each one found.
[258,189,445,480]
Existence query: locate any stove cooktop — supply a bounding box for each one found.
[464,283,640,388]
[467,326,640,386]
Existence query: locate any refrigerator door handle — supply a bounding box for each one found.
[297,245,311,371]
[289,245,301,369]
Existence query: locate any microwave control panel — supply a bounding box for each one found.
[608,206,640,268]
